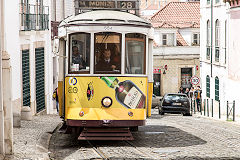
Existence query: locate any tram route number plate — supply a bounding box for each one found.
[117,1,136,9]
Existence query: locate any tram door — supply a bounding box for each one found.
[153,74,161,96]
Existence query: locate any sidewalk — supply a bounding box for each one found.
[192,110,240,127]
[4,112,62,160]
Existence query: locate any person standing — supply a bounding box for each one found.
[194,86,202,112]
[178,87,184,93]
[185,88,190,97]
[189,87,195,100]
[53,88,59,113]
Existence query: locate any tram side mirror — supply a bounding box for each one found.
[53,36,59,54]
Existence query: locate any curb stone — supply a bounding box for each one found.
[36,122,62,160]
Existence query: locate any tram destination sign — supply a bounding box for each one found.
[75,0,139,14]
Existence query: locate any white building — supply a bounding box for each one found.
[224,0,240,120]
[51,0,74,90]
[151,2,200,96]
[0,0,52,156]
[200,0,234,119]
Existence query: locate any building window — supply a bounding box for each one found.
[206,75,210,98]
[206,20,210,60]
[215,20,220,62]
[207,0,210,5]
[215,0,220,3]
[192,33,200,45]
[162,33,174,46]
[215,77,219,101]
[153,74,161,96]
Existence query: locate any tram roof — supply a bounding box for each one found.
[59,10,151,27]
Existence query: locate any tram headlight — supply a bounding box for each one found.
[101,97,112,108]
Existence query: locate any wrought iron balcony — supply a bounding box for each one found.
[20,3,49,31]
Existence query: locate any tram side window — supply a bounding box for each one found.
[125,33,146,74]
[69,33,90,73]
[94,32,121,74]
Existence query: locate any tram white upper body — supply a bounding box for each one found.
[58,10,154,39]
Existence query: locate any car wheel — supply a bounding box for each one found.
[158,107,164,115]
[183,113,192,116]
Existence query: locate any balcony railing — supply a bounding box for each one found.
[20,3,49,31]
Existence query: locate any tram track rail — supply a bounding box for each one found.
[87,140,109,160]
[125,140,159,159]
[87,139,159,160]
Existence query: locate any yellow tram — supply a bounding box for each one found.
[55,6,154,140]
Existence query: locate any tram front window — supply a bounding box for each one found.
[125,33,146,74]
[69,33,90,73]
[94,32,121,74]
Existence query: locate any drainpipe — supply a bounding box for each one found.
[0,0,5,155]
[211,0,213,77]
[63,0,65,19]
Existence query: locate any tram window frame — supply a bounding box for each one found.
[94,32,122,74]
[68,32,91,74]
[125,33,146,75]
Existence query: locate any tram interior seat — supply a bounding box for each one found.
[131,67,141,74]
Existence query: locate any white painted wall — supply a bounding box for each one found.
[64,0,74,18]
[179,28,199,46]
[153,46,200,55]
[5,1,21,102]
[225,9,240,120]
[154,28,178,46]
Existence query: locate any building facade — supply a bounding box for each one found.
[51,0,74,90]
[200,0,232,119]
[225,0,240,120]
[0,0,52,156]
[151,2,200,96]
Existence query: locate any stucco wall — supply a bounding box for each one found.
[153,56,200,96]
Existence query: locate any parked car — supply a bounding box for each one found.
[152,94,162,108]
[158,93,191,116]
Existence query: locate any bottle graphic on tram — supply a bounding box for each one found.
[100,77,145,109]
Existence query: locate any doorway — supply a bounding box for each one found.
[153,73,161,96]
[181,68,192,91]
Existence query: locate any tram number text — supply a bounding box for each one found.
[104,26,112,31]
[120,2,134,9]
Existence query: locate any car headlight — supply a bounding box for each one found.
[101,97,112,108]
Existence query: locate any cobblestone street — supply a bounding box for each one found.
[48,109,240,160]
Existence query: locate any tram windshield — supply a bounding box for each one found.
[125,33,146,74]
[94,32,121,74]
[68,32,146,75]
[69,33,90,73]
